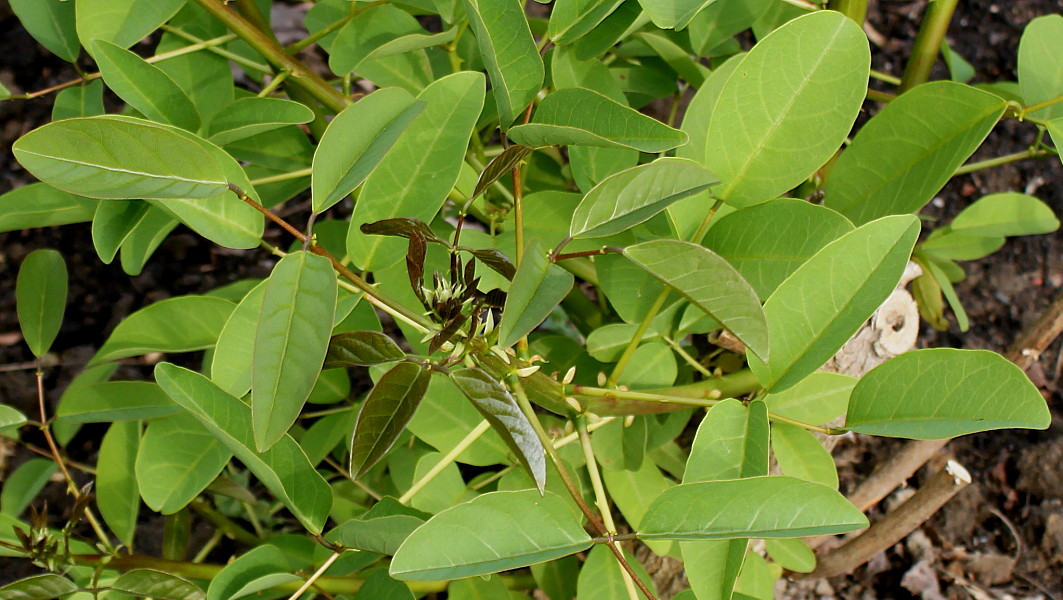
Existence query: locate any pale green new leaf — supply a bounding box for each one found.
[845,348,1051,439]
[450,368,547,493]
[748,215,919,392]
[10,0,79,62]
[76,0,185,50]
[312,88,425,212]
[498,240,574,348]
[548,0,626,44]
[208,97,314,146]
[0,184,98,233]
[136,413,231,514]
[948,192,1059,237]
[0,574,78,599]
[638,0,719,30]
[639,476,867,540]
[1018,14,1063,120]
[91,40,200,131]
[570,158,718,239]
[91,295,234,365]
[350,362,430,477]
[155,363,332,534]
[824,82,1006,225]
[346,72,485,270]
[462,0,544,129]
[390,490,592,580]
[509,88,688,153]
[16,249,67,358]
[771,423,838,488]
[112,569,205,600]
[407,375,511,466]
[14,116,229,200]
[703,199,854,299]
[0,406,26,433]
[764,538,815,574]
[97,421,140,546]
[705,11,869,208]
[252,251,338,452]
[624,239,768,361]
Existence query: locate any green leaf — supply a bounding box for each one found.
[570,158,718,239]
[636,32,709,88]
[0,406,27,433]
[762,372,855,426]
[1048,118,1063,166]
[509,87,689,153]
[76,0,186,49]
[764,538,815,574]
[576,545,656,600]
[14,116,229,200]
[346,72,485,270]
[948,192,1059,237]
[390,490,593,580]
[328,5,426,76]
[324,331,407,368]
[624,239,769,361]
[155,363,332,534]
[771,423,837,488]
[91,39,200,131]
[688,0,770,56]
[206,544,290,600]
[0,184,98,233]
[704,199,855,299]
[208,97,314,146]
[919,231,1004,261]
[52,79,106,120]
[448,574,511,599]
[705,11,869,207]
[601,458,674,555]
[16,249,68,358]
[136,413,232,514]
[845,348,1051,439]
[638,0,718,30]
[1018,14,1063,120]
[112,569,205,600]
[407,375,511,466]
[91,295,234,365]
[10,0,79,62]
[0,574,78,600]
[350,362,430,477]
[639,476,867,540]
[462,0,544,129]
[748,215,919,392]
[251,251,337,451]
[210,280,266,397]
[548,0,626,44]
[117,205,177,276]
[97,421,140,546]
[1,459,57,518]
[449,367,547,493]
[92,200,149,263]
[824,82,1007,225]
[532,556,580,600]
[312,88,425,213]
[498,240,574,348]
[333,514,425,555]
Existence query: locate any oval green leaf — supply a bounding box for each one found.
[350,361,431,477]
[155,363,332,534]
[948,192,1059,237]
[91,39,200,131]
[0,406,27,433]
[570,158,719,239]
[771,423,838,488]
[136,413,232,514]
[624,239,769,361]
[705,11,869,208]
[91,295,235,365]
[211,280,267,398]
[112,569,206,600]
[509,87,689,153]
[748,215,920,392]
[824,82,1007,225]
[76,0,185,50]
[10,0,79,62]
[498,240,575,349]
[16,249,68,358]
[0,183,98,233]
[390,490,593,581]
[845,348,1051,439]
[639,476,867,541]
[324,330,407,368]
[252,251,338,452]
[548,0,626,44]
[14,116,229,200]
[312,88,425,213]
[638,0,719,30]
[97,420,140,546]
[0,574,78,599]
[1018,14,1063,120]
[208,97,315,146]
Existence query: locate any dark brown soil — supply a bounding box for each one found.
[1,0,1061,596]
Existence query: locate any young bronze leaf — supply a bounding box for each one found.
[360,217,447,244]
[465,248,516,281]
[473,145,534,199]
[350,362,431,477]
[449,367,547,493]
[324,331,407,368]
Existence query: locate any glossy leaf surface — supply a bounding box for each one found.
[14,116,228,200]
[91,295,234,365]
[15,249,67,358]
[824,82,1006,225]
[748,215,919,392]
[91,40,200,131]
[252,251,338,451]
[111,570,206,600]
[75,0,185,49]
[705,11,869,207]
[390,490,592,580]
[0,574,78,599]
[846,348,1051,439]
[498,240,574,348]
[509,87,688,153]
[640,476,867,540]
[324,331,407,368]
[155,363,332,534]
[624,240,769,360]
[350,362,430,477]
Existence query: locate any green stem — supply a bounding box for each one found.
[190,0,349,112]
[607,290,670,387]
[257,70,291,97]
[189,500,262,547]
[663,336,714,378]
[1022,93,1063,116]
[288,12,354,53]
[866,88,897,103]
[869,69,901,86]
[831,0,868,24]
[398,420,491,504]
[160,26,271,73]
[952,147,1051,176]
[899,0,958,93]
[250,167,314,186]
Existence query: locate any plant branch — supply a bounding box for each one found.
[1021,93,1063,116]
[160,27,271,73]
[952,147,1052,176]
[899,0,958,92]
[607,290,670,387]
[398,420,491,504]
[287,550,344,600]
[553,247,624,262]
